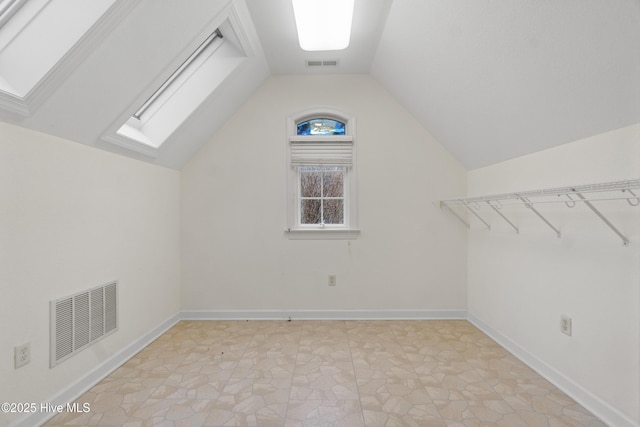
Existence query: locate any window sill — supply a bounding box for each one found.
[286,229,360,240]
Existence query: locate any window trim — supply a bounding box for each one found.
[0,0,28,30]
[286,108,359,240]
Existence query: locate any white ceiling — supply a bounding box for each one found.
[1,0,639,170]
[370,0,640,169]
[247,0,393,74]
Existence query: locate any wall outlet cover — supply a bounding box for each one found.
[15,343,31,368]
[560,315,572,336]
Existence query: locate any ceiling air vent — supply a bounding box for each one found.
[305,59,339,68]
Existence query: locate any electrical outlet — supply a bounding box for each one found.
[560,315,572,336]
[15,343,31,368]
[328,275,336,286]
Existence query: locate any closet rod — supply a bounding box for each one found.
[440,178,640,246]
[442,178,640,206]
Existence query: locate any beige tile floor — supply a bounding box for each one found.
[46,320,607,426]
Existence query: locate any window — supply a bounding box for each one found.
[132,29,223,121]
[300,166,345,225]
[103,16,249,156]
[0,0,122,115]
[287,109,359,239]
[297,118,345,136]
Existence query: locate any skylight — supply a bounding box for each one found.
[292,0,354,51]
[104,17,249,155]
[133,29,223,120]
[0,0,120,115]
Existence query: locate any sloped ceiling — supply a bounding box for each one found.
[370,0,640,169]
[1,0,639,170]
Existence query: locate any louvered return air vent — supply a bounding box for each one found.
[50,281,118,368]
[305,59,339,68]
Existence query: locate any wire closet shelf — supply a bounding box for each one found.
[439,178,640,246]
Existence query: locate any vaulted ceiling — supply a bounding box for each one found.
[1,0,639,170]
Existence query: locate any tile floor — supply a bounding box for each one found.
[46,320,606,426]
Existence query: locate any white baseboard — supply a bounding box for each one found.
[181,309,467,320]
[14,313,181,427]
[467,312,638,427]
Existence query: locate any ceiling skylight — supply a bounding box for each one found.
[0,0,121,115]
[292,0,354,51]
[104,17,249,156]
[133,29,223,120]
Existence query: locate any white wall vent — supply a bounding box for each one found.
[305,59,339,67]
[50,281,118,367]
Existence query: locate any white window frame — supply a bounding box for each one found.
[0,0,125,116]
[131,29,224,122]
[102,7,251,156]
[286,108,359,240]
[0,0,28,31]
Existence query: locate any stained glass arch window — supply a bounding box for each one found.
[297,118,346,136]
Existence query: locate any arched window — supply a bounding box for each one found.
[296,118,346,136]
[286,109,359,239]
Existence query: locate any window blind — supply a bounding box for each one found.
[290,140,353,166]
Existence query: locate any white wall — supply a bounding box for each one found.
[467,124,640,425]
[0,123,181,426]
[181,75,467,314]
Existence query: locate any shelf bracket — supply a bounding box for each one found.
[464,202,491,230]
[487,201,519,234]
[519,197,561,238]
[440,201,469,229]
[623,189,640,206]
[573,192,629,246]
